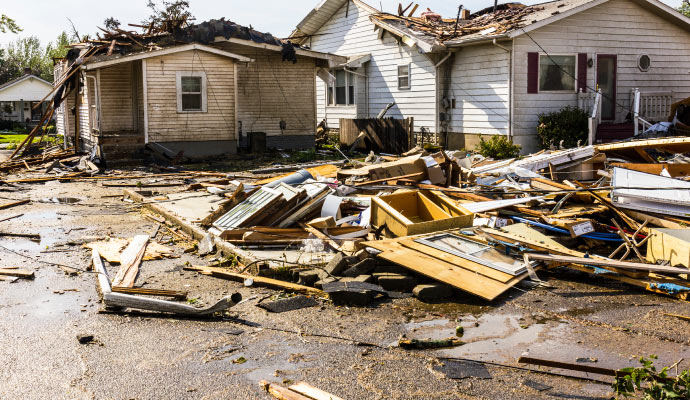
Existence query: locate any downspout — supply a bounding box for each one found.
[344,67,368,118]
[493,38,512,141]
[433,52,452,145]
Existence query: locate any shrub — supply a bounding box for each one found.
[613,355,690,399]
[537,106,589,149]
[477,135,521,159]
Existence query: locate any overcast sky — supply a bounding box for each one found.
[0,0,685,47]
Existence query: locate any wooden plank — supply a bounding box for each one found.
[610,163,690,177]
[288,382,344,400]
[112,235,149,288]
[362,240,526,300]
[0,268,34,279]
[399,239,515,283]
[299,223,342,252]
[622,209,687,229]
[353,172,424,186]
[517,356,618,377]
[526,253,690,274]
[111,287,187,299]
[0,199,29,210]
[184,265,325,296]
[260,381,312,400]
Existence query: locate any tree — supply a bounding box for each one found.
[0,32,71,84]
[678,0,690,17]
[0,14,21,33]
[143,0,195,32]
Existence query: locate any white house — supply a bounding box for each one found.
[0,73,52,124]
[292,0,690,153]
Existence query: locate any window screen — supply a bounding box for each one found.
[181,76,202,111]
[335,70,347,105]
[538,55,576,92]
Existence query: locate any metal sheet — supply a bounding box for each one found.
[213,187,282,230]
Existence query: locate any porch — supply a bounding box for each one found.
[578,89,674,143]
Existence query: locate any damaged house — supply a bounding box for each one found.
[291,0,690,153]
[54,20,345,163]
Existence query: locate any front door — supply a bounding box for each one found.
[596,54,617,121]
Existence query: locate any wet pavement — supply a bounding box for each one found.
[1,174,690,399]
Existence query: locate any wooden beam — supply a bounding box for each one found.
[260,381,312,400]
[289,382,344,400]
[0,268,34,279]
[518,356,617,377]
[526,253,690,274]
[184,265,325,296]
[0,199,29,210]
[111,235,149,288]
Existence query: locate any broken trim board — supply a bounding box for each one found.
[93,249,241,315]
[460,196,545,213]
[111,235,149,288]
[612,167,690,217]
[526,253,690,274]
[184,265,325,296]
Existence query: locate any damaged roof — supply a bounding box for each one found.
[369,0,690,49]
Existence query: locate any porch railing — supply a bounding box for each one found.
[632,88,673,136]
[578,89,601,145]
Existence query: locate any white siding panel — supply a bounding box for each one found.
[308,0,437,132]
[513,0,690,153]
[449,43,510,136]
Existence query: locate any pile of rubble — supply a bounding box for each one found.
[99,136,690,312]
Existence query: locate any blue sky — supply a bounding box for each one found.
[0,0,685,46]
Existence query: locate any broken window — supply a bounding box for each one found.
[415,233,527,275]
[538,55,575,92]
[327,69,355,106]
[398,64,410,90]
[176,72,207,112]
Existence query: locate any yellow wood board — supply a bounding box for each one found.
[254,164,339,185]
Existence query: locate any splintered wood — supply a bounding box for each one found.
[111,235,149,288]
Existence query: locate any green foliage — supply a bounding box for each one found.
[477,135,521,159]
[103,17,121,31]
[613,355,690,399]
[143,0,195,32]
[0,31,71,83]
[537,106,589,149]
[0,15,21,34]
[678,0,690,17]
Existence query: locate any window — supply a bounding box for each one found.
[638,54,651,72]
[398,64,410,90]
[538,55,576,92]
[327,69,355,106]
[176,72,207,112]
[0,102,15,114]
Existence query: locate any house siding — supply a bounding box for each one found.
[308,0,437,132]
[213,44,317,138]
[448,43,510,137]
[144,50,235,143]
[513,0,690,153]
[99,63,135,133]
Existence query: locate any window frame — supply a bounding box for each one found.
[398,64,411,90]
[637,54,651,72]
[537,54,578,94]
[176,71,207,113]
[326,68,356,107]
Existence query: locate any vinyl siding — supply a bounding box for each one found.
[512,0,690,153]
[213,43,317,137]
[145,50,235,143]
[99,63,134,133]
[449,43,510,136]
[308,0,437,132]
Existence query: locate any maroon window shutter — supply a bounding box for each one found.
[577,53,587,93]
[527,52,538,94]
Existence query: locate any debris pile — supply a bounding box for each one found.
[117,135,690,307]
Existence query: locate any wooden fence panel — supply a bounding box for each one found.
[339,117,413,154]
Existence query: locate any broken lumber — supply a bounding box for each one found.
[184,265,325,296]
[93,249,240,315]
[0,199,29,210]
[288,382,344,400]
[518,356,618,377]
[0,268,34,279]
[111,287,187,299]
[260,380,311,400]
[526,253,690,275]
[111,235,149,287]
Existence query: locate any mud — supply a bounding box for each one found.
[0,172,689,399]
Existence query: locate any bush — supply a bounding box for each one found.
[613,355,690,399]
[0,119,23,132]
[537,106,589,149]
[477,135,521,159]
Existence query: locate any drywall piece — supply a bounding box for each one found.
[612,167,690,217]
[646,228,690,268]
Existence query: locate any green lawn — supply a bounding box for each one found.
[0,133,29,144]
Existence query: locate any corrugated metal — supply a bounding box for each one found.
[213,187,282,230]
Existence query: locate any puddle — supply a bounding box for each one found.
[42,197,81,204]
[403,313,570,363]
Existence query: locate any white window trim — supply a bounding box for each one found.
[537,54,578,94]
[398,64,411,90]
[326,68,356,107]
[176,71,207,113]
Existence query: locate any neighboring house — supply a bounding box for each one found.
[291,0,690,153]
[0,72,52,124]
[54,20,345,161]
